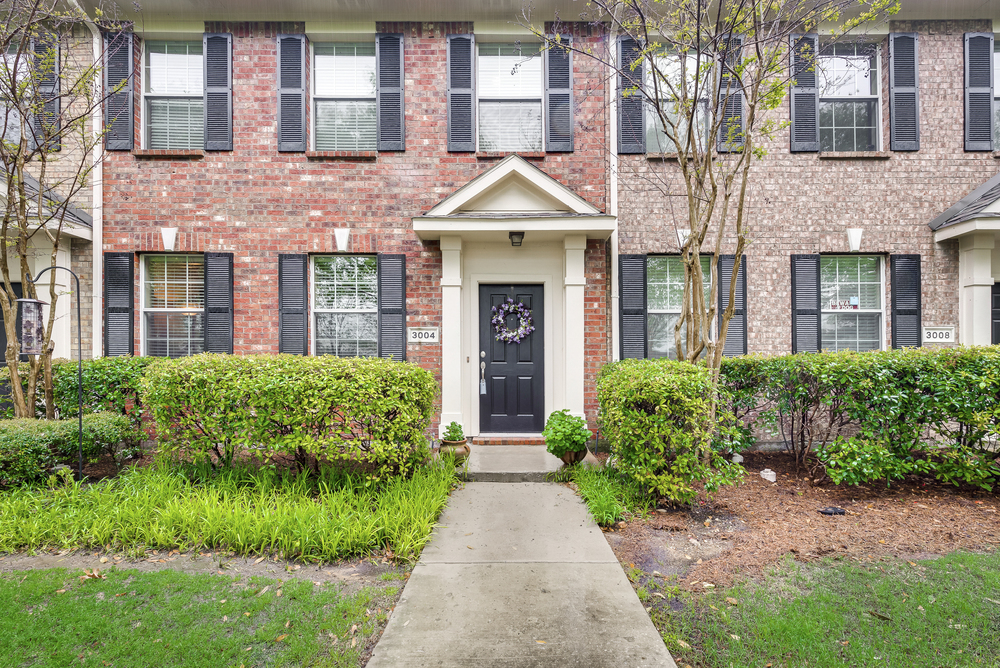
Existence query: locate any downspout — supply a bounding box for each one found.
[68,0,103,358]
[609,32,621,361]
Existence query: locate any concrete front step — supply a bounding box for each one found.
[459,445,601,482]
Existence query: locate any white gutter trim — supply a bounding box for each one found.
[610,32,621,362]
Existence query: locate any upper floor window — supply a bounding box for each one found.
[817,42,879,152]
[1,45,25,145]
[645,51,711,154]
[313,43,376,151]
[820,255,883,352]
[478,43,543,151]
[142,254,205,357]
[145,41,203,150]
[312,255,378,356]
[993,40,1000,147]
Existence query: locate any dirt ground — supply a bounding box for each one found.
[602,451,1000,591]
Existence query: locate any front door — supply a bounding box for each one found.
[479,284,544,433]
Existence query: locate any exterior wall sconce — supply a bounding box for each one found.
[161,227,178,252]
[509,231,524,247]
[847,228,863,252]
[334,228,350,252]
[15,297,46,355]
[676,229,691,250]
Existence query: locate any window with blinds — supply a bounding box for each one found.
[646,255,712,360]
[142,255,205,357]
[313,43,376,151]
[818,43,879,152]
[312,255,378,357]
[993,41,1000,147]
[145,41,204,149]
[645,51,711,154]
[478,43,543,151]
[820,256,883,352]
[1,46,25,145]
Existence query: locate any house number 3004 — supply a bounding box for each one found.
[407,328,440,343]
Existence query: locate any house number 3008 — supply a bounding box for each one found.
[407,328,440,343]
[922,327,955,343]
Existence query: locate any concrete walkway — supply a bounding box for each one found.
[367,479,677,667]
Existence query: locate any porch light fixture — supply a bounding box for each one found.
[509,231,524,247]
[847,228,863,252]
[334,228,350,252]
[15,297,46,355]
[161,227,178,252]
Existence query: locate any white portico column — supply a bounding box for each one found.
[959,232,995,346]
[440,236,464,435]
[564,234,587,418]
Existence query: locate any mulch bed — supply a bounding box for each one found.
[606,451,1000,590]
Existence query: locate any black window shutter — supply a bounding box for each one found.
[104,252,134,357]
[889,33,920,151]
[203,252,234,354]
[447,34,475,152]
[964,32,994,152]
[617,36,645,154]
[377,254,406,361]
[619,254,647,358]
[377,33,405,151]
[718,254,747,356]
[717,35,744,153]
[104,32,133,151]
[203,33,233,151]
[890,254,921,348]
[278,254,308,355]
[544,34,573,152]
[32,32,60,151]
[276,34,306,152]
[790,254,820,353]
[789,34,819,152]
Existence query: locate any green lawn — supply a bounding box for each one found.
[659,551,1000,667]
[0,567,393,667]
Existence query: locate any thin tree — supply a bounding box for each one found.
[1,0,129,417]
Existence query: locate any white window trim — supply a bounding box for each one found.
[139,253,205,357]
[142,40,204,151]
[309,254,379,357]
[819,254,887,352]
[475,40,545,152]
[817,42,883,152]
[310,41,377,152]
[646,255,717,358]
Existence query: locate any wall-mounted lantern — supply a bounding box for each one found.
[847,228,863,252]
[509,231,524,247]
[15,297,46,355]
[676,229,691,250]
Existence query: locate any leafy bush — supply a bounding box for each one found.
[441,421,465,442]
[597,359,742,503]
[542,409,591,458]
[52,357,154,426]
[141,354,437,479]
[0,419,55,488]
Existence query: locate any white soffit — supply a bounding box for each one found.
[424,154,602,217]
[933,218,1000,243]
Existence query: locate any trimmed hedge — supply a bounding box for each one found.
[597,359,742,503]
[718,347,1000,489]
[0,413,137,488]
[141,354,437,479]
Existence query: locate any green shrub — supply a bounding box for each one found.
[441,421,464,442]
[52,357,154,426]
[597,359,742,503]
[0,419,55,488]
[542,409,591,459]
[141,354,437,479]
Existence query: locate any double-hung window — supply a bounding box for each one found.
[478,43,543,151]
[817,43,879,152]
[820,256,883,352]
[645,52,710,153]
[647,255,712,359]
[313,43,377,151]
[312,256,378,356]
[993,41,1000,147]
[144,41,203,149]
[1,45,25,145]
[142,255,205,357]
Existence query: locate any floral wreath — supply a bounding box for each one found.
[491,297,535,344]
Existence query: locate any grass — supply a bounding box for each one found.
[0,567,390,667]
[570,465,654,526]
[659,551,1000,667]
[0,461,457,561]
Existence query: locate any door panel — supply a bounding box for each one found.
[479,284,544,432]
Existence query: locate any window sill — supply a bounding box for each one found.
[476,151,546,159]
[818,151,890,160]
[646,152,680,161]
[306,151,377,160]
[133,149,205,159]
[991,152,1000,159]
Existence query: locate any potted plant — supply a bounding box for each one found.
[439,421,470,464]
[543,409,591,465]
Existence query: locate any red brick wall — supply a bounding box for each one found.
[616,19,987,355]
[103,21,611,429]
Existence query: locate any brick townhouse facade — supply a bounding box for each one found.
[65,1,1000,436]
